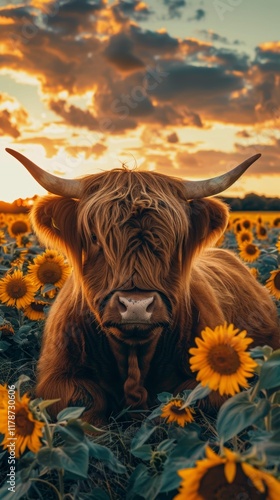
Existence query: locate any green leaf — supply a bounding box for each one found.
[86,438,126,474]
[0,340,10,352]
[78,490,110,500]
[37,442,89,478]
[131,444,152,459]
[180,383,211,409]
[131,421,158,452]
[217,391,271,442]
[126,464,162,500]
[157,392,173,403]
[157,439,176,453]
[168,427,206,460]
[258,350,280,391]
[57,406,85,421]
[35,399,61,412]
[41,283,56,294]
[160,458,190,493]
[147,406,164,420]
[57,421,85,444]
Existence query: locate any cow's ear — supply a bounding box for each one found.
[188,197,229,249]
[30,195,81,261]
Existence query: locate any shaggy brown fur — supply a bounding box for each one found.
[31,169,280,424]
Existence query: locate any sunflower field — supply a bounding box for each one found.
[0,210,280,499]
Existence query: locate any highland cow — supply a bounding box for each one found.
[6,149,280,424]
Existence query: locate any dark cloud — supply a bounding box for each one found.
[113,0,152,21]
[163,0,187,19]
[188,8,205,22]
[198,30,241,46]
[104,33,145,71]
[209,48,250,72]
[130,25,179,54]
[236,130,252,139]
[0,93,29,138]
[48,100,99,129]
[45,0,105,35]
[167,132,179,143]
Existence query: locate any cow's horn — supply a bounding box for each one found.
[6,148,82,198]
[183,154,261,199]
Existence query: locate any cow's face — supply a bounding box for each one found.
[31,169,228,344]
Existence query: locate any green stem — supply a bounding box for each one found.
[40,411,53,448]
[264,413,271,432]
[58,468,64,498]
[249,380,260,402]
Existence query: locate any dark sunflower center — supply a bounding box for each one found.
[273,272,280,291]
[0,325,14,336]
[170,404,184,415]
[259,226,267,236]
[245,244,257,255]
[243,220,251,229]
[199,464,267,500]
[207,344,240,375]
[241,233,250,242]
[30,301,46,312]
[273,217,280,227]
[11,221,28,235]
[6,278,27,299]
[15,408,35,436]
[37,262,62,284]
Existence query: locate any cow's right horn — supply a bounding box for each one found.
[6,148,82,199]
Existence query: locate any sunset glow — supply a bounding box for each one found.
[0,0,279,202]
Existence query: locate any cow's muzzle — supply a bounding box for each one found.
[101,290,170,341]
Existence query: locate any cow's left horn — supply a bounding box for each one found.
[6,148,82,198]
[183,154,261,199]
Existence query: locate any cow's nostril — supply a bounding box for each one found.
[118,299,127,313]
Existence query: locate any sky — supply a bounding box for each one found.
[0,0,279,202]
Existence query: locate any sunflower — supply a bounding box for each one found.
[161,399,195,427]
[24,300,49,321]
[0,270,37,308]
[276,238,280,253]
[0,322,15,336]
[0,230,7,246]
[28,249,71,291]
[174,446,280,500]
[0,384,8,409]
[0,392,45,458]
[239,242,260,262]
[236,229,253,247]
[241,218,252,230]
[16,234,32,248]
[234,221,243,234]
[10,248,29,268]
[256,224,268,240]
[273,217,280,227]
[0,213,7,228]
[189,323,257,396]
[265,270,280,300]
[8,218,30,238]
